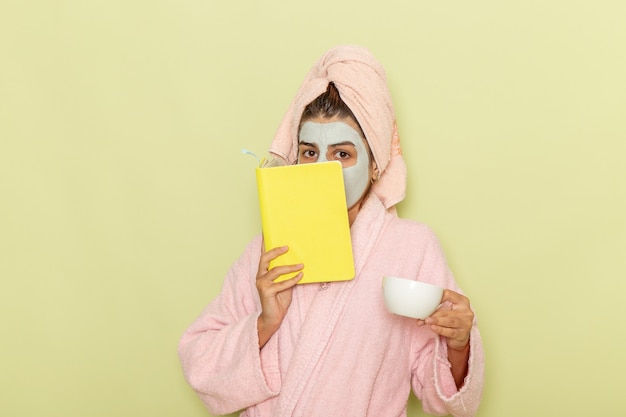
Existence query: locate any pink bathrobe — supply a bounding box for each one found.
[178,194,484,416]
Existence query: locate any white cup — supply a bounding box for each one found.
[382,276,444,319]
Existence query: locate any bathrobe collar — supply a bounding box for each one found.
[275,192,388,416]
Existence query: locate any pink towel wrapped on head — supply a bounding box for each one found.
[269,45,407,210]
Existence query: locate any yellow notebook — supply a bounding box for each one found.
[256,161,355,284]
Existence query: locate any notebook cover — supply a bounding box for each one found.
[256,161,355,283]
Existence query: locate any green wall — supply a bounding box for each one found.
[2,1,625,416]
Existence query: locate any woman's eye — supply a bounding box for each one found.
[335,151,351,159]
[301,149,317,158]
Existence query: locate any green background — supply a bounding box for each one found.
[2,1,625,416]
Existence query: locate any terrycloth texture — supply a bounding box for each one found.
[178,194,484,417]
[269,45,407,210]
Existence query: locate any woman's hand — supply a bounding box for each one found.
[417,289,474,388]
[256,246,303,348]
[417,289,473,350]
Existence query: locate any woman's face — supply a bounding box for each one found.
[298,116,365,168]
[297,115,376,209]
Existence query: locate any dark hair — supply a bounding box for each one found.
[300,83,364,136]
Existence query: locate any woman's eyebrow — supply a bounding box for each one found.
[328,141,356,148]
[298,141,318,148]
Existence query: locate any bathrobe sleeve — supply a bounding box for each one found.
[409,225,485,417]
[177,236,281,415]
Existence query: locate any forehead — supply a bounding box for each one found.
[299,117,370,154]
[303,115,363,133]
[299,121,361,145]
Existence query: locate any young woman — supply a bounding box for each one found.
[179,45,484,417]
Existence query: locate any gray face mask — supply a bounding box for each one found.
[298,121,370,208]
